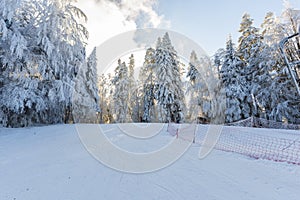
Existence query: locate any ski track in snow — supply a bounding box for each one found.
[0,124,300,200]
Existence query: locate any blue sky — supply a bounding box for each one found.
[77,0,300,57]
[157,0,300,55]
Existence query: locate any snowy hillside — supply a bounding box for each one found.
[1,124,300,200]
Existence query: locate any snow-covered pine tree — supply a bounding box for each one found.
[268,66,300,124]
[213,48,225,80]
[73,62,91,123]
[106,73,115,123]
[279,4,300,91]
[140,47,157,122]
[187,50,225,124]
[0,0,88,127]
[281,4,300,63]
[186,51,202,122]
[154,33,185,123]
[36,0,88,124]
[219,37,244,123]
[254,13,283,120]
[278,6,300,123]
[257,10,300,124]
[261,12,284,46]
[86,47,100,114]
[237,13,265,119]
[0,0,29,127]
[112,59,130,123]
[98,74,110,123]
[73,47,100,123]
[261,13,299,123]
[0,0,51,127]
[127,54,140,122]
[98,73,115,123]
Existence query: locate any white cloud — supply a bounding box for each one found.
[74,0,136,54]
[116,0,170,28]
[75,0,170,55]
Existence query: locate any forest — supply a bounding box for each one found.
[0,0,299,127]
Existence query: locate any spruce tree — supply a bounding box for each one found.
[0,0,88,127]
[86,47,100,113]
[154,33,185,123]
[112,60,130,123]
[237,13,264,119]
[220,37,244,122]
[140,47,156,122]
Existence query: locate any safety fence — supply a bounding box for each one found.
[167,123,300,165]
[227,117,300,130]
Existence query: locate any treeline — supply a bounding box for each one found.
[214,10,300,124]
[98,8,300,125]
[98,33,188,124]
[1,1,300,127]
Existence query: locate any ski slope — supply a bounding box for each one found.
[1,124,300,200]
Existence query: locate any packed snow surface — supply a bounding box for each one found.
[1,124,300,200]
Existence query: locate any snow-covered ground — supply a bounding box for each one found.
[1,124,300,200]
